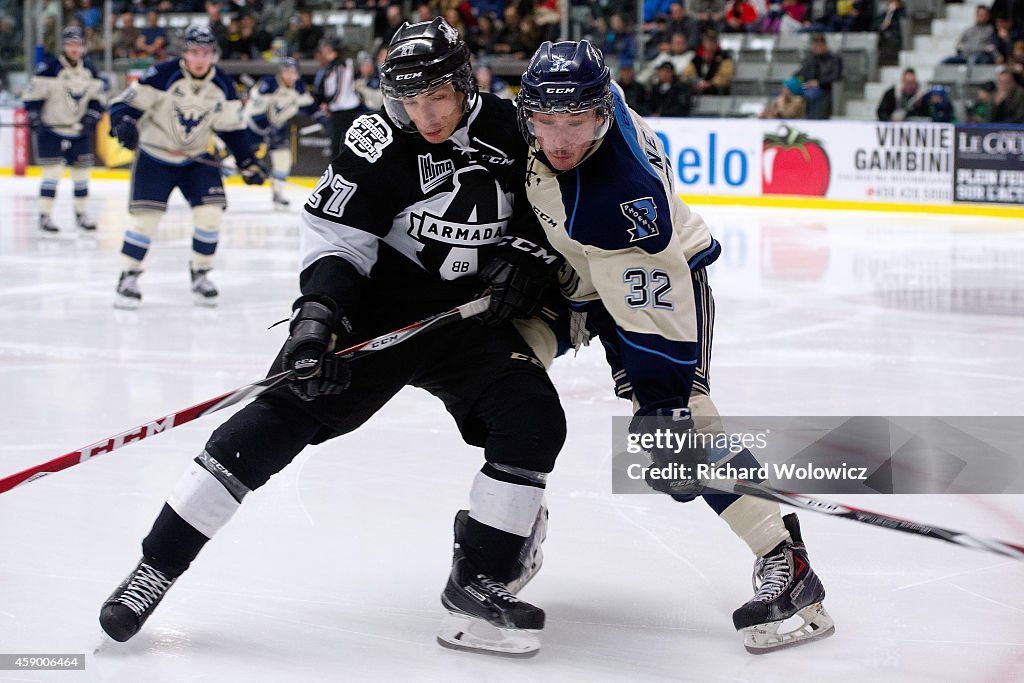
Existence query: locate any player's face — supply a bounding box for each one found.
[279,67,298,88]
[63,40,84,61]
[183,46,215,77]
[402,83,464,144]
[531,110,602,171]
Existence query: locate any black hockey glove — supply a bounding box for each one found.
[629,401,707,503]
[282,295,353,401]
[112,116,139,150]
[236,156,267,186]
[26,108,42,132]
[477,236,560,327]
[82,106,103,136]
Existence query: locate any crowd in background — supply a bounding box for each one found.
[0,0,1022,121]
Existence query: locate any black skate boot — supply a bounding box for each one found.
[437,512,545,655]
[39,214,59,233]
[76,213,97,231]
[732,513,835,654]
[190,267,218,307]
[99,559,178,642]
[114,270,143,309]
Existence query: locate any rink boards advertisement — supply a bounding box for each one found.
[1,108,1020,208]
[952,125,1024,205]
[649,118,959,204]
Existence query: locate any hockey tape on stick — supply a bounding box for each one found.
[0,297,490,494]
[700,477,1024,561]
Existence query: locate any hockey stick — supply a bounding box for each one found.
[299,123,324,136]
[0,297,491,495]
[700,477,1024,561]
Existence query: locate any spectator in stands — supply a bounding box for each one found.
[0,16,20,64]
[415,3,437,22]
[920,86,955,122]
[1009,40,1024,86]
[205,1,229,53]
[721,0,759,33]
[443,7,469,40]
[824,0,873,33]
[112,11,140,59]
[599,12,637,62]
[988,15,1016,64]
[966,80,995,122]
[289,10,324,60]
[76,0,100,30]
[753,0,806,34]
[515,14,546,58]
[992,66,1024,122]
[638,31,694,85]
[492,4,522,55]
[136,10,167,62]
[468,13,499,56]
[648,61,694,116]
[644,0,677,26]
[223,16,253,59]
[653,2,700,48]
[690,0,726,34]
[683,29,734,95]
[876,67,928,121]
[616,59,651,115]
[380,4,405,46]
[241,12,274,59]
[944,5,996,65]
[875,0,905,63]
[475,61,514,99]
[794,33,843,118]
[260,0,294,40]
[759,76,807,118]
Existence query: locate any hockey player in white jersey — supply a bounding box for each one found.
[22,26,106,233]
[516,41,835,654]
[244,58,318,209]
[107,24,266,308]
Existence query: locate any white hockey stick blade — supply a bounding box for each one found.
[299,123,324,135]
[437,612,541,657]
[740,602,835,654]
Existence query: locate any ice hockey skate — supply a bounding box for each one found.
[437,512,546,656]
[732,513,835,654]
[190,267,219,307]
[39,215,59,233]
[114,269,143,309]
[272,188,290,210]
[99,559,178,642]
[76,212,96,231]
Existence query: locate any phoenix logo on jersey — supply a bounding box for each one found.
[621,197,659,241]
[65,89,86,114]
[173,105,211,145]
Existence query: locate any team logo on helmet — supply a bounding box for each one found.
[439,21,459,44]
[548,56,572,72]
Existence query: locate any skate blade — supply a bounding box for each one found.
[114,295,141,310]
[436,611,541,657]
[193,294,219,308]
[741,603,835,654]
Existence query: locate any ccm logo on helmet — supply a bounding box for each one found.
[545,87,576,94]
[396,72,423,80]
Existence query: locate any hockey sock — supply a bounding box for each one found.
[466,465,546,582]
[191,204,222,270]
[141,503,211,577]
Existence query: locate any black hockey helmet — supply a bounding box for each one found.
[380,17,477,132]
[516,40,613,148]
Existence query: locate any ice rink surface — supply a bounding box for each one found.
[1,177,1023,682]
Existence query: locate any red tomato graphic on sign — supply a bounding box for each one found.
[762,126,831,196]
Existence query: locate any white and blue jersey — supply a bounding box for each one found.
[109,59,251,166]
[245,74,316,148]
[23,54,106,139]
[524,87,720,408]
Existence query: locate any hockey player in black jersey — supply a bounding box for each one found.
[98,18,565,656]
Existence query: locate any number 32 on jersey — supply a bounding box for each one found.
[623,267,673,309]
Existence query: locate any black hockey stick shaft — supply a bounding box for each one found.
[0,297,490,494]
[702,478,1024,561]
